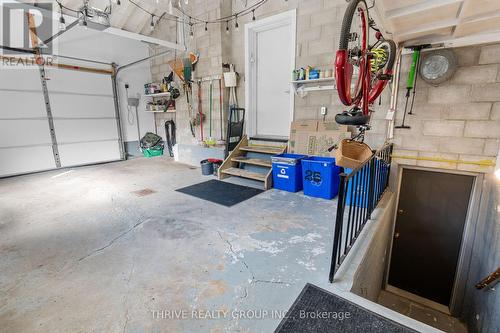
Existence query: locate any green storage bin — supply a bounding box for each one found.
[143,148,164,158]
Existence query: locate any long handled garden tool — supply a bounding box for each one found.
[197,80,204,142]
[217,78,225,144]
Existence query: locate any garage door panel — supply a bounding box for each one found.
[50,94,115,118]
[0,119,52,147]
[46,70,112,95]
[0,68,42,90]
[0,146,56,176]
[0,90,47,118]
[58,141,120,167]
[54,119,118,143]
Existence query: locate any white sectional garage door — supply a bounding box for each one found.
[46,69,120,168]
[0,68,121,177]
[0,69,57,176]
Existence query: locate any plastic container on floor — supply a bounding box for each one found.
[301,156,341,199]
[272,153,308,192]
[200,159,214,175]
[143,148,164,158]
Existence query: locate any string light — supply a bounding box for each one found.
[58,3,66,31]
[150,14,155,31]
[56,0,268,33]
[79,7,88,30]
[189,24,194,38]
[235,14,239,31]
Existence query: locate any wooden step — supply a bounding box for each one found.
[240,145,284,155]
[231,156,272,168]
[221,167,267,182]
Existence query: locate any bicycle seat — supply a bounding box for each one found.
[335,111,370,126]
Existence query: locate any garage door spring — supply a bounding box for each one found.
[164,120,176,157]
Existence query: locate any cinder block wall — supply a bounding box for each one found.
[229,0,348,123]
[390,44,500,173]
[149,0,230,146]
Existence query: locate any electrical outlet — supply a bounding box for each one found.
[320,106,327,116]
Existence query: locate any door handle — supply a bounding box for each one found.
[398,209,404,214]
[394,232,400,239]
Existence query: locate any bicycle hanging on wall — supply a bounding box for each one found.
[334,0,396,136]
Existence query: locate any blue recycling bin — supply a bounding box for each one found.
[272,154,308,192]
[345,159,388,207]
[301,156,341,199]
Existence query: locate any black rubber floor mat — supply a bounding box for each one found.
[274,284,418,333]
[175,179,263,207]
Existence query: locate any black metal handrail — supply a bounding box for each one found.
[329,143,393,282]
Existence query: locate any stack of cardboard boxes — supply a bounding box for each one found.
[288,120,351,157]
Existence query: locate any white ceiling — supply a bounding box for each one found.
[60,0,175,34]
[373,0,500,47]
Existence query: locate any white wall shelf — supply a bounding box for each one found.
[143,92,171,98]
[145,109,176,113]
[292,78,336,97]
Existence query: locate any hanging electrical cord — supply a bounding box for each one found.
[125,85,135,126]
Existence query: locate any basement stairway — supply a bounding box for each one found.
[218,135,287,190]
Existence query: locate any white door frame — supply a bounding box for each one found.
[244,9,296,138]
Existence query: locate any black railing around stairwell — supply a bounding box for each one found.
[329,143,394,283]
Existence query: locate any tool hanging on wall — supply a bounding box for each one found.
[218,79,225,144]
[396,46,427,129]
[186,84,196,137]
[396,48,419,129]
[206,80,215,145]
[197,80,204,142]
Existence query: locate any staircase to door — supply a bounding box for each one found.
[218,136,286,190]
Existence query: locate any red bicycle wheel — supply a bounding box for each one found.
[335,0,369,107]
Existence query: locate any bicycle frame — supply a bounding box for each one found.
[335,4,393,117]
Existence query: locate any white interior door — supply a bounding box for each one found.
[246,10,296,138]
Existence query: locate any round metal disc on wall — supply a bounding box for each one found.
[419,49,457,85]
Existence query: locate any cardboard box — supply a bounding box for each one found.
[289,120,351,157]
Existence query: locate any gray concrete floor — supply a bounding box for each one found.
[0,157,339,333]
[378,290,468,333]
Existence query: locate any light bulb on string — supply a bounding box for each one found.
[252,9,256,21]
[235,15,239,31]
[189,24,194,39]
[150,14,155,32]
[58,4,66,31]
[205,22,208,32]
[225,20,229,34]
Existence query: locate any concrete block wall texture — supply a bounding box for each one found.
[390,43,500,174]
[148,0,230,147]
[229,0,349,125]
